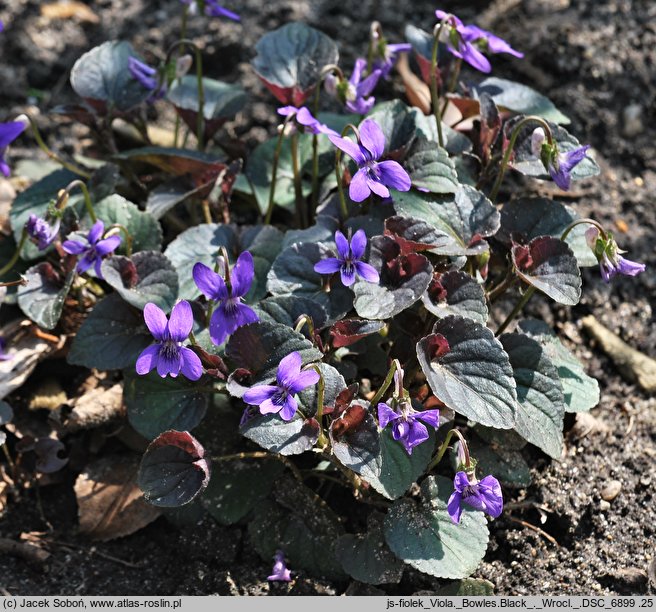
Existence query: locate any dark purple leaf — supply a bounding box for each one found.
[331,319,385,348]
[421,271,488,324]
[34,438,69,474]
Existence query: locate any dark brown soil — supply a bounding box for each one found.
[0,0,654,597]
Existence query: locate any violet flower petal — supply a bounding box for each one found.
[167,300,193,342]
[349,229,367,260]
[377,403,401,429]
[143,303,168,340]
[358,119,385,160]
[349,169,372,202]
[135,344,160,375]
[179,346,203,381]
[277,352,303,388]
[193,262,229,301]
[314,258,342,275]
[334,230,350,260]
[328,134,366,165]
[353,261,380,283]
[61,240,87,255]
[279,394,299,421]
[94,235,122,256]
[230,251,255,298]
[87,220,105,245]
[377,160,412,192]
[243,385,278,406]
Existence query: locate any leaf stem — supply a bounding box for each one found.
[369,358,402,409]
[560,218,607,242]
[263,115,293,225]
[105,223,133,257]
[290,131,306,228]
[60,180,96,223]
[427,427,469,472]
[495,286,536,336]
[430,19,450,148]
[312,365,328,448]
[334,123,361,221]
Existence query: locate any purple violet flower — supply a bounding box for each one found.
[0,119,27,177]
[61,220,121,279]
[328,118,411,202]
[373,42,412,79]
[435,10,522,73]
[377,400,440,455]
[0,337,11,362]
[181,0,240,20]
[585,227,646,283]
[337,58,381,115]
[267,550,292,582]
[135,301,202,381]
[314,229,379,286]
[531,127,591,191]
[242,351,320,421]
[26,214,60,251]
[277,106,338,136]
[447,471,503,524]
[192,251,259,347]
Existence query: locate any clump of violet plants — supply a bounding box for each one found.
[0,3,646,588]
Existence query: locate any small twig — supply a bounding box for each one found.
[0,537,51,569]
[49,540,142,569]
[507,516,559,546]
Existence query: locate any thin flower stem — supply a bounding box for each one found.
[334,123,361,221]
[290,132,306,228]
[312,365,328,448]
[369,358,402,409]
[293,314,315,339]
[23,115,91,179]
[489,115,554,203]
[0,229,27,277]
[60,180,97,223]
[486,268,516,303]
[495,286,536,337]
[105,224,133,257]
[0,277,26,288]
[427,427,469,472]
[201,199,213,225]
[263,115,293,225]
[560,218,607,242]
[430,19,450,149]
[446,57,462,95]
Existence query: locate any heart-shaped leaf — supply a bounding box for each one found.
[101,251,178,311]
[168,76,246,141]
[281,216,339,250]
[422,271,488,325]
[417,316,517,428]
[518,320,599,413]
[362,428,435,500]
[366,99,423,154]
[254,295,328,330]
[499,333,565,459]
[471,77,570,124]
[464,436,531,486]
[511,236,581,305]
[124,371,209,440]
[92,195,162,254]
[393,186,500,256]
[138,430,210,507]
[499,197,597,267]
[240,413,320,456]
[164,223,237,300]
[68,293,152,370]
[331,319,385,348]
[71,41,153,112]
[267,241,353,322]
[202,459,284,525]
[383,475,489,579]
[335,514,404,585]
[405,137,459,194]
[353,235,433,320]
[239,225,284,302]
[252,23,339,106]
[17,264,75,330]
[384,215,455,255]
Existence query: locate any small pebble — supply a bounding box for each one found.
[622,103,643,138]
[600,479,622,501]
[599,500,611,511]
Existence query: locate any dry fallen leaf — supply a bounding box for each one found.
[64,382,124,433]
[396,54,431,115]
[41,1,99,24]
[74,454,161,541]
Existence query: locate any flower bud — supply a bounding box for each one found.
[531,127,546,157]
[585,226,600,251]
[176,54,193,79]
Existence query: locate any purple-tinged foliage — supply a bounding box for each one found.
[447,471,503,524]
[267,550,292,582]
[314,230,379,287]
[62,220,121,278]
[329,118,411,202]
[585,227,646,283]
[242,352,320,421]
[0,118,27,177]
[277,106,337,136]
[26,214,60,251]
[531,127,591,191]
[181,0,240,20]
[377,400,440,456]
[435,10,522,73]
[192,251,259,346]
[136,301,203,381]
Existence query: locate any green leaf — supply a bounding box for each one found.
[499,197,597,267]
[393,186,500,256]
[254,295,328,329]
[362,428,435,500]
[466,436,531,487]
[17,264,75,330]
[512,236,581,306]
[405,137,459,194]
[367,99,423,153]
[239,225,284,302]
[240,412,320,456]
[68,293,152,370]
[92,194,162,254]
[248,476,345,580]
[518,320,599,413]
[500,333,565,459]
[202,459,284,525]
[353,236,433,320]
[417,316,517,429]
[164,223,237,300]
[472,77,570,124]
[101,251,178,311]
[335,514,404,585]
[124,370,209,440]
[436,579,495,596]
[138,430,210,508]
[383,475,489,579]
[70,41,153,112]
[421,271,488,325]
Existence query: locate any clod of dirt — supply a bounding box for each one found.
[582,315,656,392]
[64,382,124,433]
[599,480,622,502]
[568,412,609,440]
